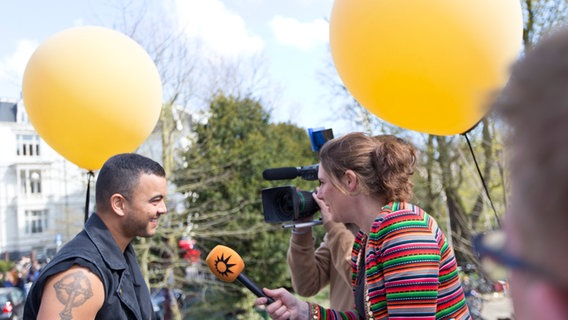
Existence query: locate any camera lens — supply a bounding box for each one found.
[295,190,319,219]
[276,191,295,217]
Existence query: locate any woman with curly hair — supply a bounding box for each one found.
[256,132,470,320]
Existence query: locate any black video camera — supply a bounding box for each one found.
[260,128,333,223]
[261,186,319,223]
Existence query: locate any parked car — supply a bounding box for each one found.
[0,287,25,320]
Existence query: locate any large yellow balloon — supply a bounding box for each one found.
[22,26,162,170]
[330,0,523,135]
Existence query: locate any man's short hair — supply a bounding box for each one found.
[95,153,165,211]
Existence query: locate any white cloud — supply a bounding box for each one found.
[0,39,38,92]
[174,0,264,56]
[270,15,328,51]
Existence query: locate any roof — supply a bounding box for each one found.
[0,101,17,122]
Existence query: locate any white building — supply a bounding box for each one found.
[0,98,89,261]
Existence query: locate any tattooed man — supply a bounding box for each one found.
[24,153,168,320]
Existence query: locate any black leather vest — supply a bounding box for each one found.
[24,214,152,320]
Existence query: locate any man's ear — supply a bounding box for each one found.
[110,194,127,217]
[343,170,358,192]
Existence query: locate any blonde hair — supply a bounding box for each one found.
[318,132,416,202]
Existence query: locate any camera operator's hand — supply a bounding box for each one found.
[312,190,331,224]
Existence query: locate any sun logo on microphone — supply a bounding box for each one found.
[214,253,236,278]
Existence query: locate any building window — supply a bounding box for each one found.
[16,134,40,156]
[20,169,42,195]
[25,209,49,234]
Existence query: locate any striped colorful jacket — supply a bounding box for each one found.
[312,202,471,319]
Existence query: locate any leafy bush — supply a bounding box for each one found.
[0,260,14,273]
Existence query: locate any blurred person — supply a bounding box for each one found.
[24,260,43,296]
[24,153,168,320]
[287,200,357,310]
[3,267,24,290]
[475,25,568,320]
[25,251,42,283]
[256,133,470,319]
[2,271,14,288]
[26,260,42,284]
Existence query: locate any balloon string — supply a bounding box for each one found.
[461,133,501,228]
[84,171,95,223]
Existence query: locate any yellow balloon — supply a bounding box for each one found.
[22,26,162,170]
[330,0,523,135]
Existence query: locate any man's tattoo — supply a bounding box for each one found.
[53,271,94,320]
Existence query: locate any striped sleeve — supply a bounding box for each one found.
[375,206,441,319]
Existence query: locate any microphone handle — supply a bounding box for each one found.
[237,273,275,304]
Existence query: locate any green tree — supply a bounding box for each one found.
[175,93,319,318]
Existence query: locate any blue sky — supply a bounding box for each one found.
[0,0,352,133]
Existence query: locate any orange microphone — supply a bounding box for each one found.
[206,245,274,304]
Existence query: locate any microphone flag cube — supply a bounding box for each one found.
[206,245,245,282]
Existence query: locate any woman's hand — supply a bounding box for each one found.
[255,287,310,320]
[312,190,331,223]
